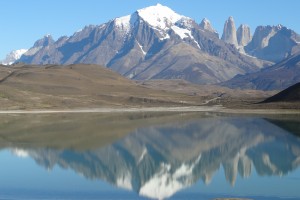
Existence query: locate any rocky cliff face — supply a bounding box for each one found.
[17,4,265,84]
[245,25,300,62]
[237,24,251,46]
[221,16,238,47]
[20,35,55,63]
[220,20,300,64]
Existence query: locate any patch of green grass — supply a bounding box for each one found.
[0,93,8,98]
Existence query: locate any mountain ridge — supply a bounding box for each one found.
[222,51,300,90]
[15,4,268,84]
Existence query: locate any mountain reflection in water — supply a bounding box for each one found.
[1,112,300,199]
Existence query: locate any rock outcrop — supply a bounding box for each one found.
[199,18,219,37]
[221,16,238,47]
[237,24,251,46]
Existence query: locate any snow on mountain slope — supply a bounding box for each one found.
[114,3,193,41]
[137,4,184,30]
[1,49,28,65]
[114,13,138,34]
[137,4,198,42]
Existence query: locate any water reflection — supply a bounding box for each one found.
[1,113,300,199]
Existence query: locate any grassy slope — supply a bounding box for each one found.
[0,64,203,110]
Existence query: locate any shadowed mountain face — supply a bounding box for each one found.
[263,82,300,102]
[2,113,300,199]
[17,4,266,84]
[222,52,300,90]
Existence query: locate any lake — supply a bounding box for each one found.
[0,112,300,200]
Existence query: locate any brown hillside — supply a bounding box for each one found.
[0,64,203,109]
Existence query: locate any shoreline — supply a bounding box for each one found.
[0,106,299,114]
[0,106,220,114]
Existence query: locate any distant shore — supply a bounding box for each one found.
[0,106,299,114]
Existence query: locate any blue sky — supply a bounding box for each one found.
[1,0,299,59]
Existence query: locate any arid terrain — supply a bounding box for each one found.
[0,63,203,110]
[0,63,299,111]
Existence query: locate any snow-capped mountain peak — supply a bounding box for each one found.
[113,4,195,42]
[137,3,187,30]
[114,4,189,32]
[0,49,28,65]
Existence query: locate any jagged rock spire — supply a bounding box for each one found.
[237,24,251,46]
[222,16,238,47]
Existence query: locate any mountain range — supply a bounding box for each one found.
[1,4,300,89]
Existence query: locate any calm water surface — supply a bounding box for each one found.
[0,112,300,200]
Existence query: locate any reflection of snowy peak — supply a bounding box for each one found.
[1,49,28,65]
[9,117,300,199]
[140,155,201,199]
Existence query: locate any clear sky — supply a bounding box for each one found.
[1,0,299,59]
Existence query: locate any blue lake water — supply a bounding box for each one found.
[0,112,299,200]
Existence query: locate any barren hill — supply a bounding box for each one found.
[0,64,204,109]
